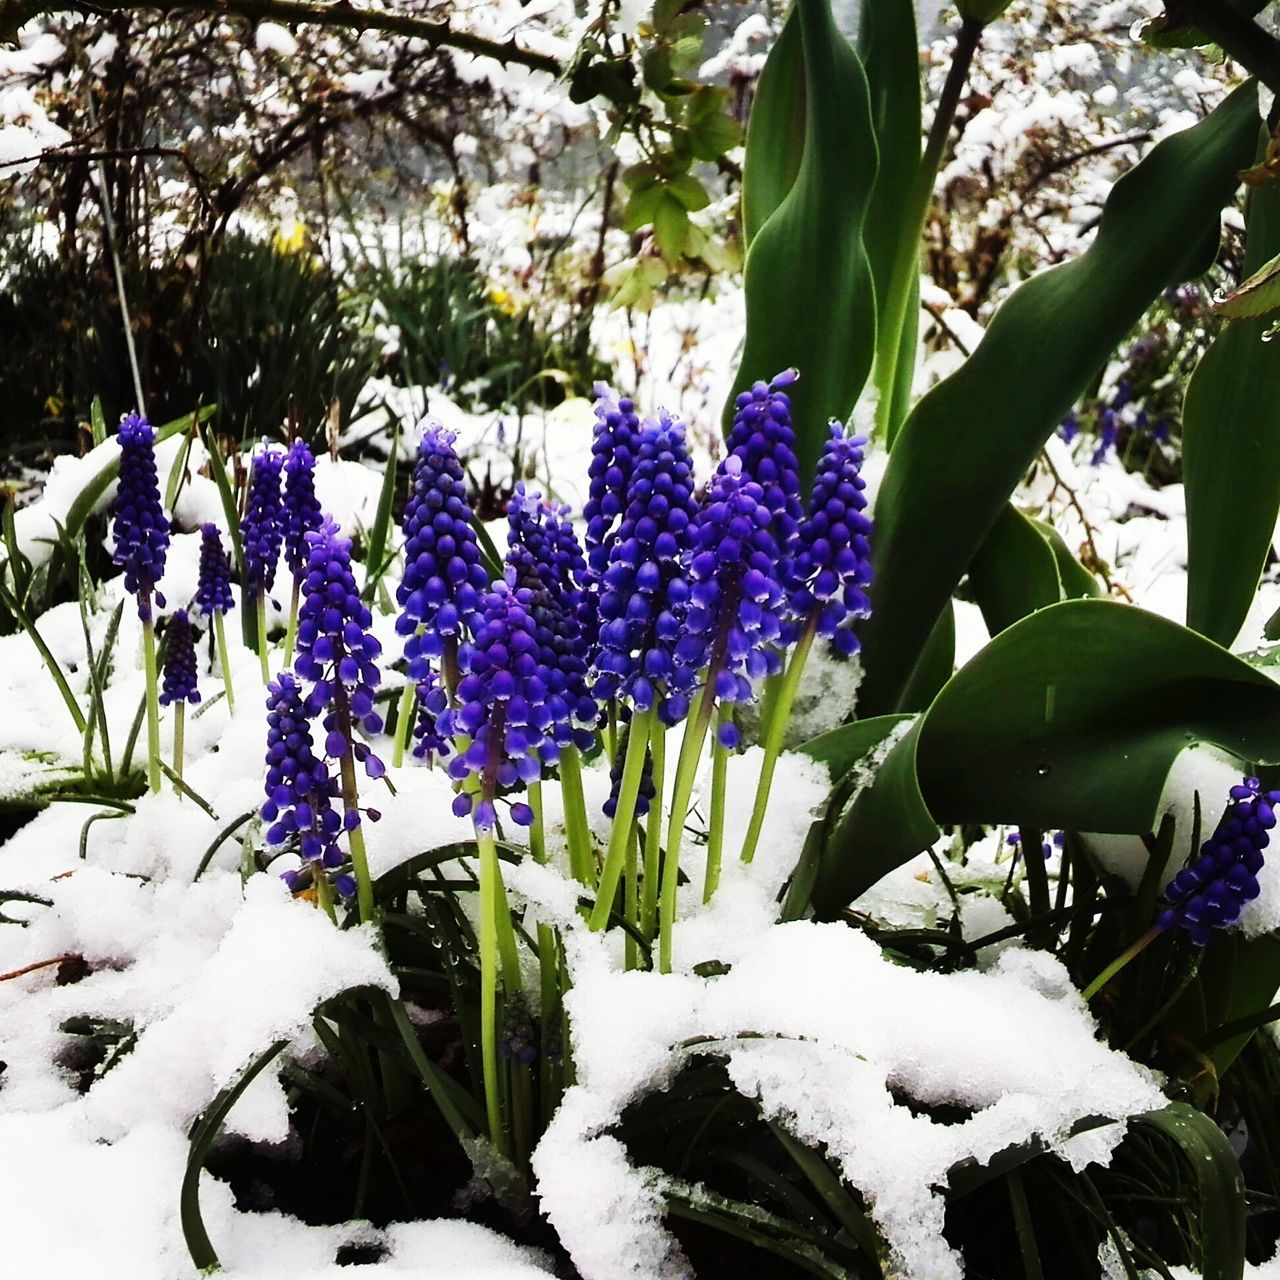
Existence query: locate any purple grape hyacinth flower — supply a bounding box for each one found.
[674,456,787,742]
[411,671,451,762]
[442,577,565,831]
[242,447,286,595]
[789,423,873,656]
[592,411,699,724]
[111,413,169,620]
[282,440,324,579]
[195,524,235,618]
[159,610,200,706]
[584,384,642,574]
[1159,777,1280,945]
[724,371,804,553]
[294,519,386,781]
[396,425,489,678]
[262,671,344,882]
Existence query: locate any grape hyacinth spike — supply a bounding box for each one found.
[1159,777,1280,945]
[111,413,169,620]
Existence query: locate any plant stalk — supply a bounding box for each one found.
[141,608,161,794]
[213,611,236,713]
[173,701,185,798]
[703,708,730,903]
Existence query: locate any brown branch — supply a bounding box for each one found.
[1038,447,1133,602]
[0,954,76,982]
[28,0,565,75]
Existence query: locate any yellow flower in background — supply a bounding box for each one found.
[273,216,308,255]
[487,285,521,317]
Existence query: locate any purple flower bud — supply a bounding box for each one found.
[789,423,873,654]
[242,447,286,595]
[195,524,235,617]
[584,385,642,574]
[111,414,169,620]
[159,609,201,706]
[282,440,324,578]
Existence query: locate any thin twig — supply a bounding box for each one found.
[1038,447,1133,601]
[0,954,77,982]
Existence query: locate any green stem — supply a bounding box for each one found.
[173,701,185,798]
[703,707,729,903]
[872,17,983,444]
[282,580,301,667]
[558,745,595,889]
[528,782,561,1125]
[141,610,161,794]
[255,593,271,684]
[740,618,816,866]
[333,684,376,925]
[476,826,507,1155]
[313,860,338,923]
[624,824,641,971]
[660,685,713,973]
[588,706,656,932]
[213,611,236,714]
[640,720,666,938]
[1081,925,1161,1002]
[392,679,417,769]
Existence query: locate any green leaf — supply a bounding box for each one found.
[814,599,1280,913]
[968,505,1058,636]
[1134,1104,1246,1280]
[363,421,400,599]
[667,173,711,212]
[688,110,741,162]
[622,185,665,233]
[1184,142,1280,648]
[740,12,804,247]
[654,194,690,262]
[857,0,922,438]
[856,84,1259,716]
[796,712,913,776]
[181,1039,288,1271]
[728,0,879,487]
[90,397,107,448]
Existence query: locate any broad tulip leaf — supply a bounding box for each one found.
[727,0,879,488]
[740,8,803,247]
[796,712,913,777]
[858,0,922,437]
[969,504,1098,636]
[1184,144,1280,648]
[813,599,1280,914]
[855,84,1259,716]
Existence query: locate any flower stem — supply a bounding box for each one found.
[282,580,301,667]
[255,594,271,684]
[312,861,337,923]
[588,705,656,932]
[213,611,236,714]
[1081,925,1162,1002]
[704,707,729,903]
[173,702,186,799]
[528,781,562,1124]
[141,610,161,794]
[558,745,595,889]
[625,824,641,971]
[476,826,508,1156]
[333,684,375,925]
[391,680,417,769]
[740,617,816,866]
[640,720,666,939]
[660,684,713,973]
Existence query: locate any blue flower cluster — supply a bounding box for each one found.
[412,672,451,762]
[242,448,286,595]
[789,424,874,656]
[584,385,641,573]
[1159,777,1279,944]
[295,520,386,762]
[724,371,804,550]
[282,440,324,578]
[443,578,562,830]
[262,672,348,895]
[159,610,200,706]
[604,713,656,819]
[677,457,786,743]
[195,524,235,618]
[111,414,169,620]
[592,411,699,723]
[396,426,489,674]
